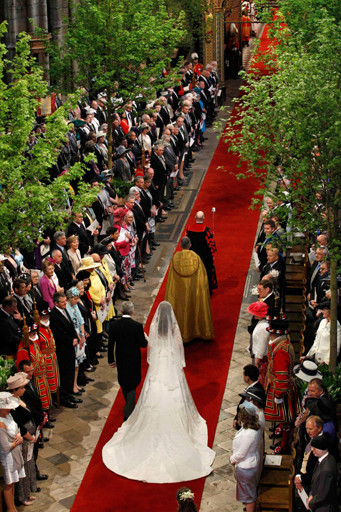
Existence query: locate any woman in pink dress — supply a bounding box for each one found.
[39,260,58,309]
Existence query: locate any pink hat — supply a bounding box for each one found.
[113,207,128,221]
[247,301,269,318]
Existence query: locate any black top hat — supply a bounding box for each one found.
[90,244,109,256]
[311,434,330,451]
[317,300,330,310]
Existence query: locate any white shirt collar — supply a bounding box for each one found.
[122,315,131,318]
[318,452,329,463]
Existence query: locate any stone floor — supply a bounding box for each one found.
[13,36,265,512]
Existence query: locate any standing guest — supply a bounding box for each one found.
[233,365,266,430]
[107,302,148,420]
[27,270,43,305]
[66,235,82,274]
[7,373,38,506]
[302,301,341,365]
[307,435,338,512]
[115,146,131,182]
[187,210,218,294]
[49,292,78,409]
[0,392,24,512]
[67,212,91,257]
[66,288,86,398]
[17,361,48,482]
[294,415,324,494]
[16,322,52,412]
[246,302,269,386]
[51,231,75,286]
[39,260,58,309]
[0,255,12,302]
[0,296,22,358]
[2,247,20,281]
[113,208,133,296]
[50,250,68,292]
[76,279,100,368]
[230,401,263,512]
[176,488,197,512]
[13,278,33,321]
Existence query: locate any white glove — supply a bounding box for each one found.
[274,397,283,404]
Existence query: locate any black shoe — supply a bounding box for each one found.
[48,416,56,422]
[42,437,49,443]
[152,241,160,246]
[168,202,175,207]
[78,388,85,393]
[156,217,166,222]
[70,397,83,404]
[60,398,78,408]
[36,473,49,481]
[174,186,181,191]
[85,377,95,382]
[101,341,108,347]
[45,421,55,429]
[35,487,42,492]
[188,158,195,163]
[85,366,96,372]
[163,206,171,211]
[72,391,83,396]
[99,347,107,353]
[185,164,192,169]
[96,354,104,359]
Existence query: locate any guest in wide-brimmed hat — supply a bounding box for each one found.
[0,391,25,510]
[7,373,40,506]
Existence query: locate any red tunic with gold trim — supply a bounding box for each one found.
[38,326,60,394]
[264,335,300,422]
[16,340,52,411]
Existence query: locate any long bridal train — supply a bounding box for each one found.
[102,301,215,483]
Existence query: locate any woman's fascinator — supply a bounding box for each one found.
[239,400,258,416]
[179,490,195,501]
[69,287,80,297]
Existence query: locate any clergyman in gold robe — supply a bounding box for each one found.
[164,236,214,344]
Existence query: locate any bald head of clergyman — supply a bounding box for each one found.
[195,211,204,223]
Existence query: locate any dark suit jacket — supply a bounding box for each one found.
[54,264,69,292]
[51,245,74,285]
[139,189,152,219]
[309,454,338,512]
[150,152,167,190]
[22,382,44,426]
[0,308,21,355]
[107,316,147,392]
[50,307,77,394]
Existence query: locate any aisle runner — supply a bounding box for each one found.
[72,25,272,512]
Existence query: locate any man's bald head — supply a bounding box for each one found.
[196,211,205,223]
[91,253,101,263]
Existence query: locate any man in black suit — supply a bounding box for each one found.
[51,231,75,285]
[107,301,148,420]
[233,364,266,430]
[260,246,285,293]
[49,292,80,408]
[294,415,324,494]
[307,247,328,308]
[67,212,91,257]
[0,296,22,356]
[307,435,338,512]
[13,278,34,321]
[51,249,69,291]
[18,359,49,481]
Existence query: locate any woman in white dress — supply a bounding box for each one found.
[102,301,215,483]
[0,392,25,512]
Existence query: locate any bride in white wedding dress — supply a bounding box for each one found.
[102,301,215,483]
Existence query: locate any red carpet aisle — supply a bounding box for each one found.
[71,26,272,512]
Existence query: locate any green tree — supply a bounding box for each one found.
[0,21,96,253]
[46,0,186,168]
[224,1,341,372]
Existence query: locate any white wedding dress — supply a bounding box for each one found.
[102,301,215,483]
